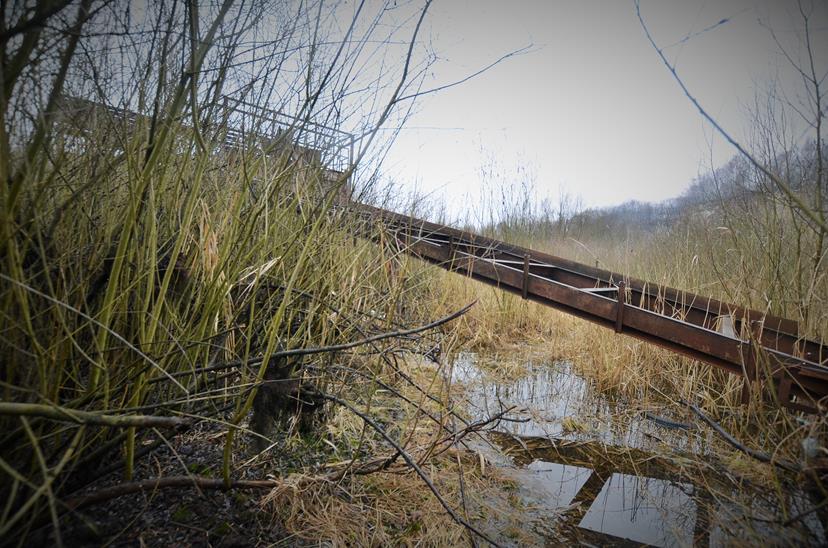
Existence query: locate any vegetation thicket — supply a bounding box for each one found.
[1,0,826,545]
[0,2,511,545]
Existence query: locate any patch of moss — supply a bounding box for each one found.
[171,505,193,522]
[186,463,212,475]
[211,521,233,537]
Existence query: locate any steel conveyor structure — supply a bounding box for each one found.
[64,96,826,413]
[347,203,828,414]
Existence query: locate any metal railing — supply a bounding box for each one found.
[55,95,356,175]
[216,97,355,174]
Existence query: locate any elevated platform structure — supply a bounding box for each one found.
[54,95,355,201]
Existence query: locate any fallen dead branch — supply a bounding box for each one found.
[683,400,802,473]
[353,405,524,476]
[59,410,514,532]
[0,403,188,429]
[63,475,279,512]
[160,301,477,381]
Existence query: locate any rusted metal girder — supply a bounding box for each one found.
[347,203,828,413]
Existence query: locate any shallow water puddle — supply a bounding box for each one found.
[489,432,704,547]
[454,352,825,547]
[453,351,700,453]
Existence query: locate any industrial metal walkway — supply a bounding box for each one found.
[347,202,828,413]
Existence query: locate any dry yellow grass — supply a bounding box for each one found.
[258,354,538,547]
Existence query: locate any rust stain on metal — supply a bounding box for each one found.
[615,281,625,334]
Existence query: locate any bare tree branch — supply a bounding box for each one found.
[395,44,535,103]
[635,0,828,234]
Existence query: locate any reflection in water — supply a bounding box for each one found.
[579,473,696,547]
[454,351,702,454]
[517,460,592,512]
[489,459,594,542]
[456,352,826,547]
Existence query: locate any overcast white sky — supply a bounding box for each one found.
[372,0,827,214]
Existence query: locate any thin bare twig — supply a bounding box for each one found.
[784,497,828,527]
[161,301,477,380]
[0,273,189,394]
[323,392,502,548]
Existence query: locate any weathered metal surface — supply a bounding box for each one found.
[348,202,828,413]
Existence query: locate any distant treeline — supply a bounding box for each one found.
[568,139,828,234]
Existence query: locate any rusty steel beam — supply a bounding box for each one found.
[347,203,828,413]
